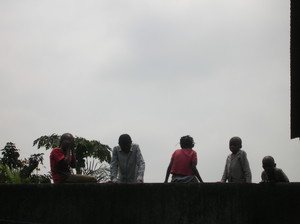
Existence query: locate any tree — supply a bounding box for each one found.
[0,142,22,169]
[0,142,51,184]
[20,153,50,182]
[33,134,112,179]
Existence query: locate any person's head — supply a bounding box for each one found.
[59,133,75,150]
[229,136,242,154]
[180,135,195,149]
[118,134,132,153]
[262,156,276,172]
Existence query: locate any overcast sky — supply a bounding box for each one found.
[0,0,298,183]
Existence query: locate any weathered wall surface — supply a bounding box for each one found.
[0,183,299,224]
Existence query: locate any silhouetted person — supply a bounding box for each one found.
[260,156,289,183]
[221,136,252,183]
[110,134,145,183]
[50,133,97,183]
[164,135,203,183]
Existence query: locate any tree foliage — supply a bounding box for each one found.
[0,142,22,169]
[20,153,45,180]
[0,142,51,184]
[33,134,112,175]
[33,134,60,150]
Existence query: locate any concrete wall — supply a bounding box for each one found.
[0,183,299,224]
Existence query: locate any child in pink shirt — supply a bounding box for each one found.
[164,135,204,183]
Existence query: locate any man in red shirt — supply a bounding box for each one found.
[50,133,97,183]
[164,135,204,183]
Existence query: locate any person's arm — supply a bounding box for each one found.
[191,163,203,183]
[64,148,71,164]
[164,158,174,183]
[52,148,71,178]
[221,157,229,183]
[56,148,71,168]
[70,148,77,168]
[110,147,119,183]
[136,145,145,183]
[260,171,267,183]
[241,151,252,183]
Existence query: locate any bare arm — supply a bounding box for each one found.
[260,171,267,183]
[191,163,204,183]
[164,159,173,183]
[64,148,71,164]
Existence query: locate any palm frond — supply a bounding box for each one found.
[81,158,110,182]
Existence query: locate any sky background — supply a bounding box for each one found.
[0,0,298,183]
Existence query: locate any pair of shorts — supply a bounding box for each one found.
[171,174,199,183]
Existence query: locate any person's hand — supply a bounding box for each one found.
[66,147,74,156]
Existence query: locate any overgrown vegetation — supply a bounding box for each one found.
[0,142,51,183]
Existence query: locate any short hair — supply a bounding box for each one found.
[229,136,242,146]
[118,134,132,145]
[180,135,195,148]
[263,156,275,165]
[59,133,74,146]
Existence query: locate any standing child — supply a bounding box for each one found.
[260,156,289,183]
[110,134,145,183]
[164,135,204,183]
[221,136,252,183]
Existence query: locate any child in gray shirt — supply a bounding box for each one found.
[221,136,252,183]
[110,134,145,183]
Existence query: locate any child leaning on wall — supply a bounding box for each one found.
[221,136,252,183]
[260,156,289,183]
[164,135,204,183]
